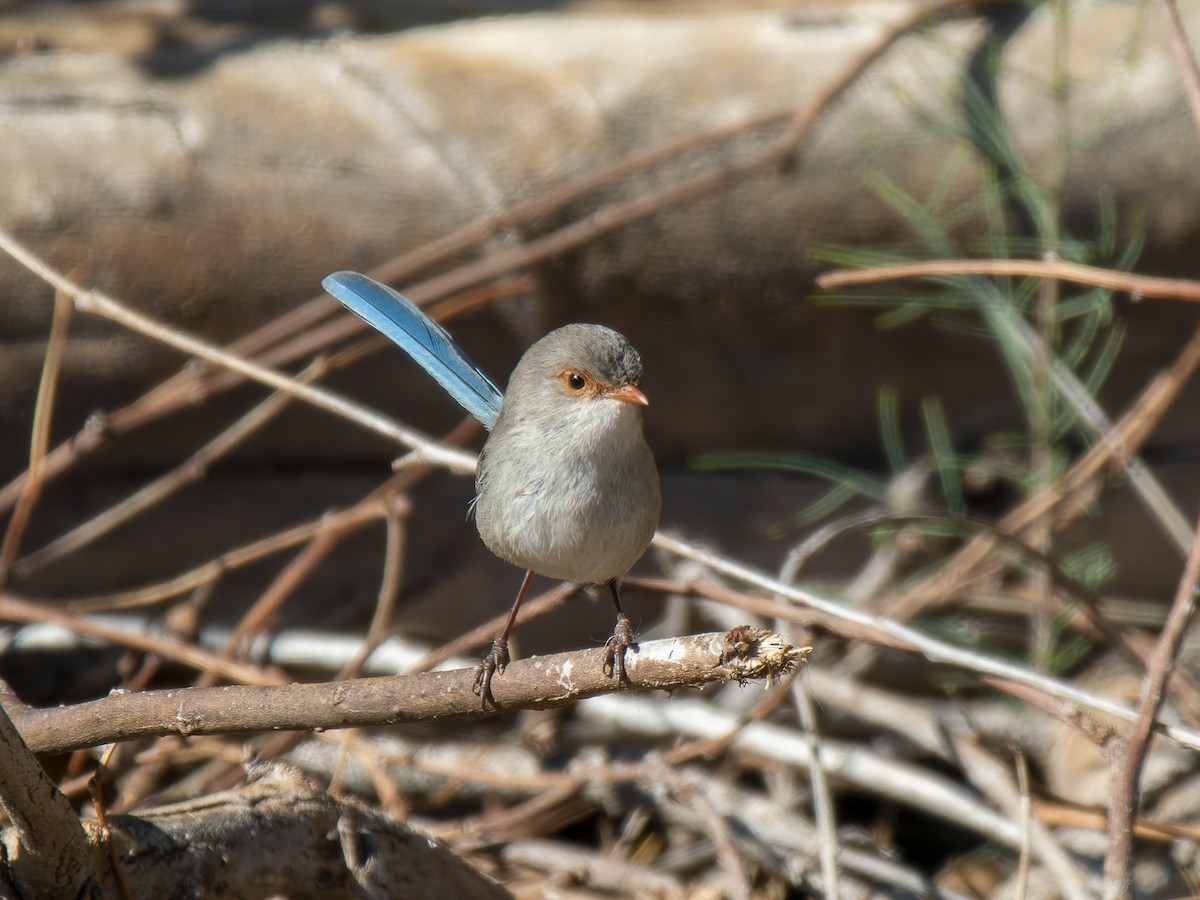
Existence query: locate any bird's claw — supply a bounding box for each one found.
[603,614,637,683]
[473,638,511,709]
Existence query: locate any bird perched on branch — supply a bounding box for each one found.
[322,272,660,707]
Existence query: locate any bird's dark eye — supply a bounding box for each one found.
[567,372,586,391]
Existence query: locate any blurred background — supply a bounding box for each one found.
[3,0,1200,896]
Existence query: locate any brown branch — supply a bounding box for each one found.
[1103,512,1200,899]
[10,629,806,755]
[817,257,1200,301]
[775,0,987,169]
[0,701,98,898]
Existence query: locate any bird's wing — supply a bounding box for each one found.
[322,271,504,430]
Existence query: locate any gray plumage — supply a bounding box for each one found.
[473,324,660,585]
[320,270,659,702]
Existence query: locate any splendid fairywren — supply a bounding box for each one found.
[323,272,660,706]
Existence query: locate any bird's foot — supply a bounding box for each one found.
[473,638,511,709]
[603,613,638,683]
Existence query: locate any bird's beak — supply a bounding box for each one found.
[609,384,650,407]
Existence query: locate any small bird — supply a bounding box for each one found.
[322,272,661,706]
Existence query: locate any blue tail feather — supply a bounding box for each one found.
[322,272,504,430]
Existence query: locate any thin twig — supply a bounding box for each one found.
[338,492,410,679]
[1014,749,1033,900]
[775,553,839,897]
[1103,511,1200,899]
[219,490,417,779]
[0,278,522,517]
[1099,12,1200,892]
[0,591,283,686]
[13,356,330,578]
[663,670,802,767]
[950,734,1088,899]
[658,536,1200,752]
[1150,0,1200,147]
[1034,798,1200,842]
[0,287,72,576]
[66,502,387,612]
[500,839,683,897]
[1011,314,1192,554]
[0,227,476,476]
[192,530,347,690]
[817,257,1200,300]
[187,417,471,689]
[406,582,579,674]
[685,780,751,900]
[645,764,964,898]
[793,680,840,899]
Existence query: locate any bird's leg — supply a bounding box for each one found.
[603,579,637,682]
[473,569,534,708]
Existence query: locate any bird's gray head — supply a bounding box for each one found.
[501,323,647,418]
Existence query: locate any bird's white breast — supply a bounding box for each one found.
[473,400,660,584]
